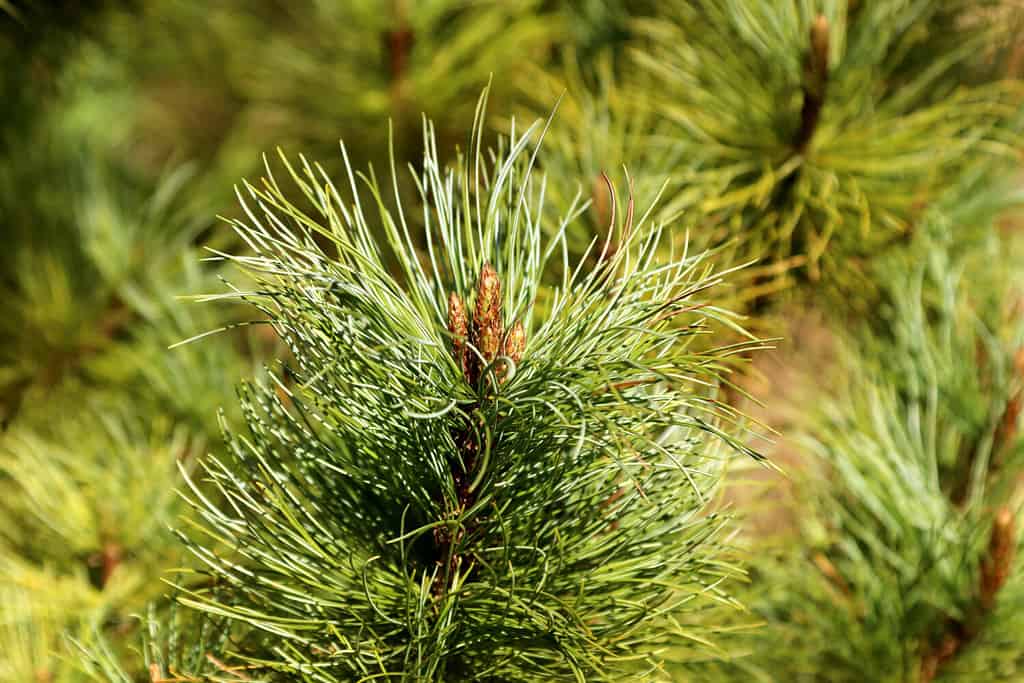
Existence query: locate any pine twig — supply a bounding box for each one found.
[436,264,525,596]
[995,348,1024,451]
[920,507,1017,682]
[795,14,830,153]
[385,0,414,111]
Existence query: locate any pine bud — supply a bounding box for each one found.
[503,320,525,365]
[997,347,1024,449]
[472,263,503,366]
[997,394,1021,449]
[980,506,1016,610]
[448,292,470,381]
[499,320,526,385]
[809,15,830,81]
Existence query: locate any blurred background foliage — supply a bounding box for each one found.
[3,0,1024,680]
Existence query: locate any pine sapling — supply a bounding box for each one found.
[169,94,764,680]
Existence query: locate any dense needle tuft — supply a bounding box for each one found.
[169,94,763,681]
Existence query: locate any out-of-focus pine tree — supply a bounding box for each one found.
[1,3,260,678]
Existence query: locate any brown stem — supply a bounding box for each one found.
[435,266,524,596]
[386,28,414,86]
[996,394,1022,453]
[205,653,254,681]
[920,507,1016,681]
[812,552,852,598]
[87,541,123,589]
[980,507,1016,609]
[385,0,414,110]
[101,542,122,587]
[794,15,830,152]
[995,348,1024,454]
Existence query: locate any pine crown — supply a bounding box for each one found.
[174,93,763,680]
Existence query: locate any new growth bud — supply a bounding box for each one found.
[980,506,1016,610]
[450,264,525,387]
[499,320,526,384]
[809,14,830,84]
[448,292,469,379]
[473,263,503,366]
[503,320,525,365]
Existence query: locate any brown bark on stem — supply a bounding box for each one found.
[795,15,830,152]
[920,507,1017,682]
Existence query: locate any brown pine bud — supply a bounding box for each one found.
[448,292,469,381]
[499,320,526,385]
[997,393,1021,450]
[980,507,1016,610]
[503,320,525,365]
[472,263,503,366]
[809,15,830,82]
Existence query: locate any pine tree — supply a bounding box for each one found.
[89,0,560,215]
[0,6,260,679]
[558,1,1023,294]
[708,220,1024,682]
[122,96,765,681]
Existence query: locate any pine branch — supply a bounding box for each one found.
[921,507,1017,682]
[705,225,1024,682]
[171,93,765,680]
[629,1,1023,287]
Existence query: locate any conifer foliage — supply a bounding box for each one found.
[169,100,762,680]
[709,230,1024,682]
[629,2,1021,283]
[4,2,1024,682]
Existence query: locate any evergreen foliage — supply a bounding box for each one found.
[623,2,1022,287]
[708,226,1024,682]
[3,2,1024,682]
[93,0,560,213]
[516,2,1023,322]
[0,5,258,678]
[164,101,763,680]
